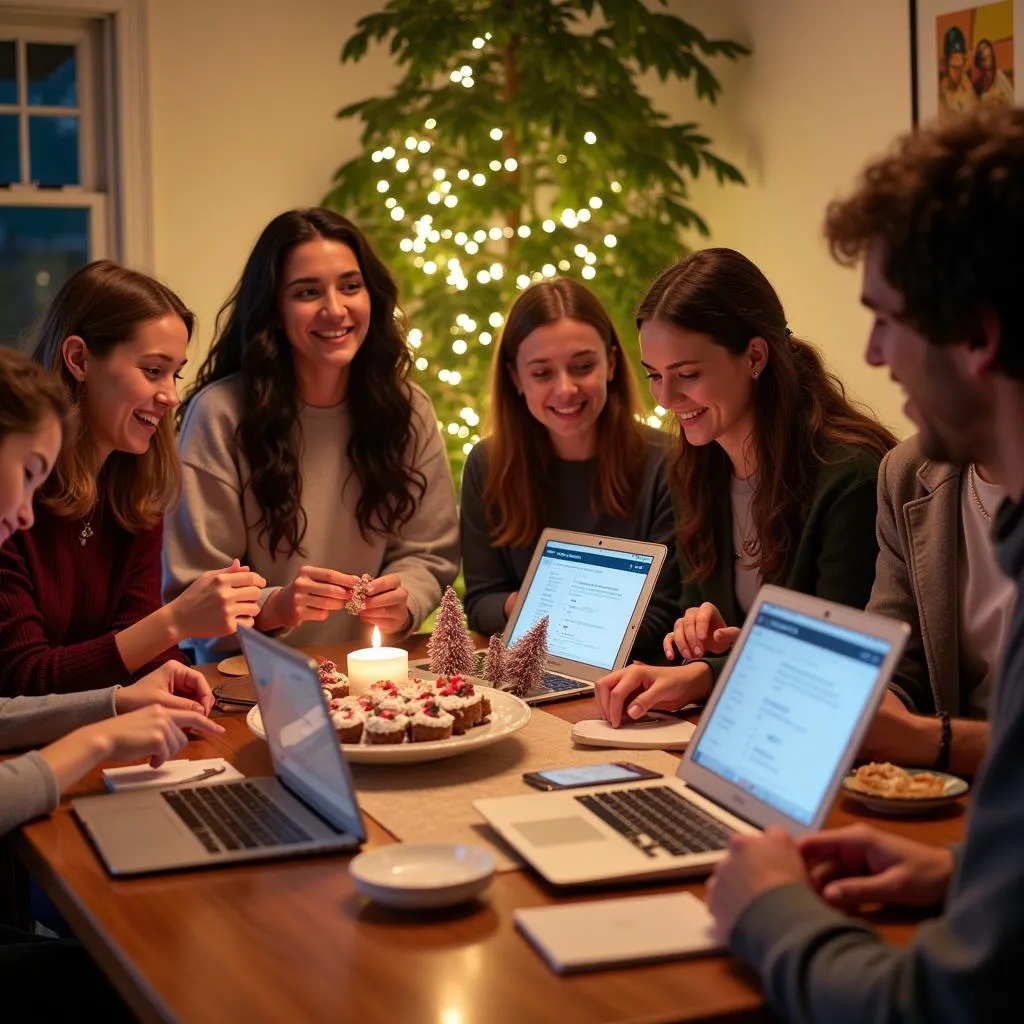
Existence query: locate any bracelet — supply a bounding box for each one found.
[935,711,952,772]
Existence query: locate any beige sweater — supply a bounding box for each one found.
[163,375,459,662]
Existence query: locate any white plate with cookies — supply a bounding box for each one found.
[245,684,531,765]
[841,762,968,816]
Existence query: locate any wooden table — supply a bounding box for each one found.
[7,641,968,1024]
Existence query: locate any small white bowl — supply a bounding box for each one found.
[349,842,496,909]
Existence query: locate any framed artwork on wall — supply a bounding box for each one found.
[911,0,1022,124]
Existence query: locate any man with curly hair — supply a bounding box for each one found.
[705,106,1024,1022]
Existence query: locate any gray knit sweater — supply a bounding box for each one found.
[163,375,460,662]
[0,688,116,834]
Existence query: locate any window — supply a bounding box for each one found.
[0,1,151,349]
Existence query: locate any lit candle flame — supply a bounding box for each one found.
[371,625,382,649]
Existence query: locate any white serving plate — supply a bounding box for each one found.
[246,687,531,764]
[349,842,495,909]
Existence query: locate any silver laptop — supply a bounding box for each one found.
[73,628,366,876]
[475,585,909,886]
[416,529,668,704]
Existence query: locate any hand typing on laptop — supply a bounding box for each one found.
[706,824,955,942]
[595,662,714,727]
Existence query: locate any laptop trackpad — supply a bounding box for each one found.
[513,817,607,846]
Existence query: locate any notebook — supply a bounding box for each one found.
[73,628,366,876]
[475,585,910,885]
[415,529,668,704]
[515,892,722,973]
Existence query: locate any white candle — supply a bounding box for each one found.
[347,626,408,694]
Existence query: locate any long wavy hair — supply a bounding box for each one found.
[31,260,193,532]
[637,248,896,581]
[180,208,424,557]
[483,278,646,548]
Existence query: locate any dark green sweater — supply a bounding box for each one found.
[679,445,883,679]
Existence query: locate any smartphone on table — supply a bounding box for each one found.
[522,762,663,792]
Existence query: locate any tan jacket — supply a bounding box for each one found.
[867,436,966,714]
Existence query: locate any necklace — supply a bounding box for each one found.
[968,464,992,522]
[79,512,95,546]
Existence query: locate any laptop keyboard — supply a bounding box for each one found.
[162,781,312,854]
[575,786,735,857]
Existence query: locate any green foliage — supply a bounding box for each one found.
[325,0,748,477]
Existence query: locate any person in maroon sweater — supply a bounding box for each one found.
[0,261,266,697]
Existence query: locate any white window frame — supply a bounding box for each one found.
[0,0,151,268]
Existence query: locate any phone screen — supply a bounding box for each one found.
[534,763,650,788]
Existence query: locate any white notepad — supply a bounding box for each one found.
[102,758,243,792]
[514,891,723,974]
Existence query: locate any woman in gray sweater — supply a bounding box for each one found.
[461,278,680,661]
[165,209,460,662]
[0,347,221,1016]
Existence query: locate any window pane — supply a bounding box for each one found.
[27,43,77,107]
[0,115,18,185]
[29,115,79,186]
[0,41,16,104]
[0,206,90,348]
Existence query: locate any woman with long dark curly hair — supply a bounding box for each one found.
[164,209,459,661]
[596,248,897,726]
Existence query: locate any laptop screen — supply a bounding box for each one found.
[241,630,364,839]
[688,602,893,826]
[507,539,658,670]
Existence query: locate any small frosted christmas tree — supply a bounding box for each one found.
[427,585,476,677]
[501,616,549,698]
[482,632,507,684]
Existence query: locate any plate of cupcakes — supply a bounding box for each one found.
[246,665,531,765]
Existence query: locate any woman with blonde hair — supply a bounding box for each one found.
[0,261,263,696]
[461,277,679,660]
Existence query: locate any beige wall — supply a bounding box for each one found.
[148,0,914,433]
[667,0,914,435]
[147,0,393,380]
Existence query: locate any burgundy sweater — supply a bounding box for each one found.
[0,500,185,697]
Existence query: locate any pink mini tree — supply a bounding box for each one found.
[427,585,476,677]
[482,632,507,685]
[501,616,549,698]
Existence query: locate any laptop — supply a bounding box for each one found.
[415,529,668,704]
[475,585,909,886]
[73,628,366,875]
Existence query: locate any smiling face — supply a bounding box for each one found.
[278,238,372,405]
[508,317,614,460]
[67,314,188,463]
[862,240,986,464]
[640,320,765,468]
[0,413,62,546]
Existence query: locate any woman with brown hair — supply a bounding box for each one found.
[164,209,459,661]
[0,261,264,697]
[460,278,680,661]
[596,248,897,726]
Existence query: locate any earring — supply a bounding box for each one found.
[751,369,760,379]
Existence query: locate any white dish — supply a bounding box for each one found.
[349,842,495,909]
[841,768,969,816]
[245,687,531,764]
[572,713,695,750]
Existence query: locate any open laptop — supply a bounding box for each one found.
[415,529,668,704]
[475,585,909,886]
[73,628,366,876]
